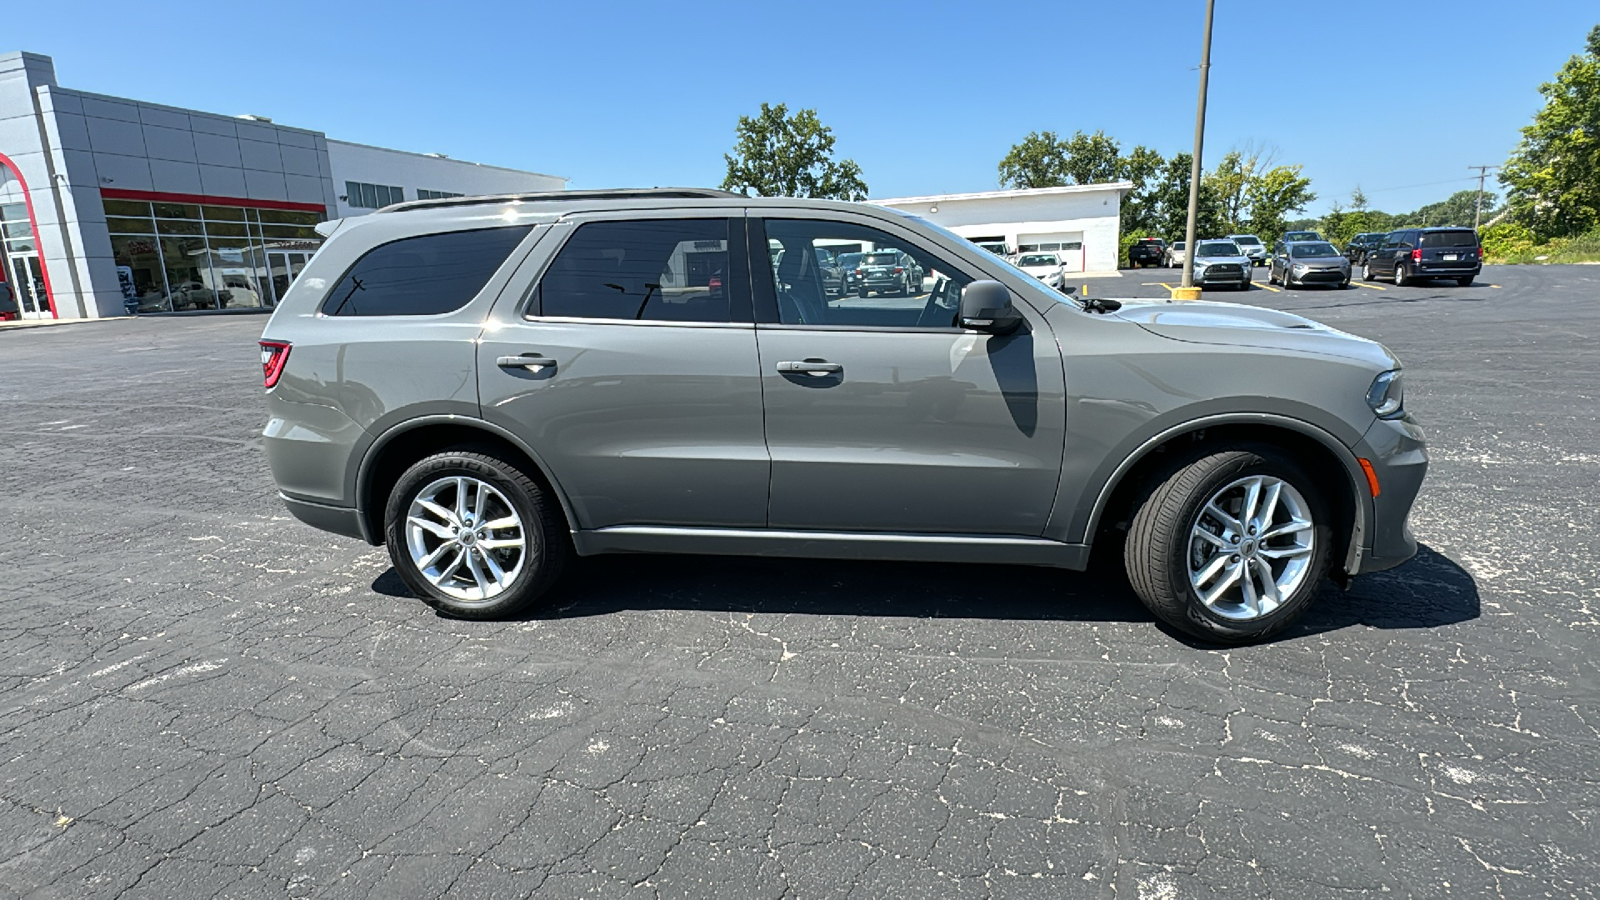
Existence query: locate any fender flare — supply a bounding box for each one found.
[354,414,580,544]
[1080,412,1371,573]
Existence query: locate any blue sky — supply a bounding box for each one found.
[10,1,1596,217]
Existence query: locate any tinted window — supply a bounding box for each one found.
[760,219,973,328]
[1420,230,1479,248]
[1017,254,1060,267]
[324,226,532,316]
[535,219,737,323]
[1233,235,1263,246]
[1197,241,1241,257]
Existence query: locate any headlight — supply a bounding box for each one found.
[1293,263,1307,272]
[1366,370,1404,418]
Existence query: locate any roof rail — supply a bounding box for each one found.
[380,187,744,214]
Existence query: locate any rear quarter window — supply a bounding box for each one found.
[322,226,533,316]
[1420,230,1479,248]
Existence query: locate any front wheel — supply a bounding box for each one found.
[1124,447,1333,644]
[385,448,569,619]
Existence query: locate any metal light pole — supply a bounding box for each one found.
[1178,0,1216,297]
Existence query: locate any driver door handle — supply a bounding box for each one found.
[776,360,842,375]
[497,354,556,372]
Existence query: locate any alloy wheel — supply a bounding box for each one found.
[404,476,527,604]
[1187,475,1315,621]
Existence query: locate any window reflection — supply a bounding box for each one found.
[102,200,324,314]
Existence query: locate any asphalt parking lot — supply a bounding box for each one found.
[1,264,1597,898]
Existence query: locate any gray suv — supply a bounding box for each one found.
[260,188,1426,644]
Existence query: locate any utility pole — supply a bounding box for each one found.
[1178,0,1216,297]
[1469,165,1498,230]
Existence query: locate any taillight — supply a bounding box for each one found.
[854,268,863,275]
[260,340,291,388]
[894,266,904,274]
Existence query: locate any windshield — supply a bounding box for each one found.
[1172,241,1186,250]
[863,252,899,265]
[1232,235,1263,246]
[1290,242,1340,258]
[1017,254,1059,267]
[1285,231,1320,242]
[1197,241,1241,257]
[837,253,863,267]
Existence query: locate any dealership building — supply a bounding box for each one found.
[874,182,1132,277]
[0,51,564,321]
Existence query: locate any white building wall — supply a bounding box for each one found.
[874,183,1129,276]
[327,140,564,218]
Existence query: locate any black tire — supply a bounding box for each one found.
[1456,275,1473,287]
[384,447,569,619]
[1362,262,1375,282]
[1124,447,1334,644]
[858,286,869,298]
[1393,263,1409,287]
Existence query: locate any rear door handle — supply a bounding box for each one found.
[776,360,842,375]
[497,354,556,372]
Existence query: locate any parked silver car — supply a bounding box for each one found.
[1227,234,1269,267]
[1269,240,1352,289]
[1189,240,1254,290]
[260,188,1425,644]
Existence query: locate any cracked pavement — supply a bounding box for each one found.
[0,264,1596,898]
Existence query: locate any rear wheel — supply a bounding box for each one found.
[1393,263,1410,286]
[385,448,569,620]
[1457,275,1474,287]
[1124,447,1333,644]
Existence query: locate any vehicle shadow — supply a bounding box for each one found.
[369,543,1478,642]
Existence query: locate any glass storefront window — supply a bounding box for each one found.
[103,197,325,314]
[110,234,170,312]
[103,199,151,217]
[152,202,202,219]
[105,216,155,234]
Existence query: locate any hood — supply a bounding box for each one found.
[1194,254,1251,266]
[1018,264,1062,276]
[1110,300,1396,368]
[1287,256,1350,269]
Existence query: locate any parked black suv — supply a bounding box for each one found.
[1362,227,1482,287]
[1343,233,1385,266]
[1128,238,1166,268]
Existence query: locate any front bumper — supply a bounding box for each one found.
[1290,267,1350,284]
[1349,414,1428,574]
[1195,266,1249,285]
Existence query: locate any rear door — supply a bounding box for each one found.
[476,212,769,529]
[751,213,1065,536]
[1372,232,1402,275]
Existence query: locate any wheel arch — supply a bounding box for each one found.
[355,416,578,546]
[1083,414,1369,576]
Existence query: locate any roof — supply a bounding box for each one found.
[381,187,739,214]
[873,182,1135,205]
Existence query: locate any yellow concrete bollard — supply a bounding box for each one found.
[1170,287,1202,301]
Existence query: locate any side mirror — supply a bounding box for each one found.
[959,280,1023,334]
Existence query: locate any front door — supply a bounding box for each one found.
[753,216,1065,536]
[6,253,49,319]
[476,213,769,530]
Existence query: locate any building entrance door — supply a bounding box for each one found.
[267,250,312,304]
[5,252,49,319]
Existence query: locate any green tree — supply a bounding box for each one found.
[997,131,1071,189]
[1150,152,1225,240]
[1410,189,1497,227]
[1244,165,1316,242]
[1118,145,1166,236]
[998,129,1127,189]
[1060,129,1124,185]
[721,103,867,200]
[1502,24,1600,238]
